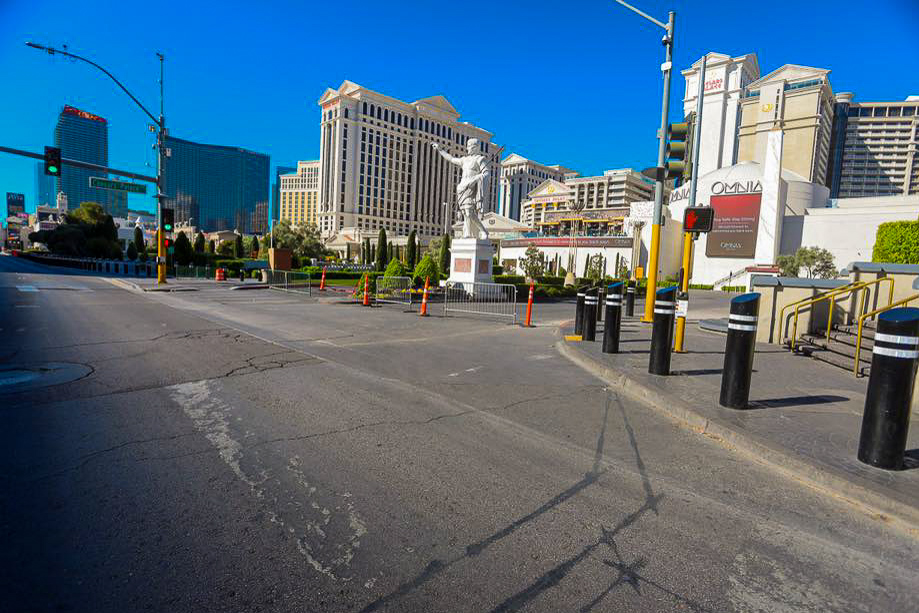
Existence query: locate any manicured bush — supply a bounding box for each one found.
[413,253,439,284]
[536,276,565,286]
[494,274,525,284]
[384,257,409,277]
[873,221,919,264]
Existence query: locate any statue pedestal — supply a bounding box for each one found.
[449,238,493,286]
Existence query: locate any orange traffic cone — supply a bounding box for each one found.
[319,266,327,291]
[362,274,371,306]
[525,281,535,327]
[419,276,430,317]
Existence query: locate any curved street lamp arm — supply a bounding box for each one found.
[26,42,160,126]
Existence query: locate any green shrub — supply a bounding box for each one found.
[494,274,525,284]
[536,276,565,286]
[413,253,439,283]
[873,221,919,264]
[384,257,409,277]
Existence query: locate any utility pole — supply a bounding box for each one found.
[25,42,168,283]
[613,2,675,322]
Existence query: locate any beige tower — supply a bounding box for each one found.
[737,65,835,184]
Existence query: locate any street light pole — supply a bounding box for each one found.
[613,2,675,323]
[25,42,168,283]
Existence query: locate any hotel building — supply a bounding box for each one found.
[316,80,501,240]
[827,93,919,198]
[736,64,836,185]
[279,160,320,226]
[498,154,576,221]
[520,168,659,234]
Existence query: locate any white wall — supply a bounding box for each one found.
[500,244,632,277]
[800,206,919,269]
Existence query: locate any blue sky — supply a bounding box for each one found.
[2,0,917,218]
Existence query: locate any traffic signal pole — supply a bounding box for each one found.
[614,6,675,323]
[156,53,167,285]
[674,55,706,352]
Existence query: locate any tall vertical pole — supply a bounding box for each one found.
[642,10,675,323]
[674,54,705,352]
[156,52,167,284]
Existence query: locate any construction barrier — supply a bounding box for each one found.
[266,270,311,295]
[376,276,414,306]
[216,268,226,281]
[443,281,517,324]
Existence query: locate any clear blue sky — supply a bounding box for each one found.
[2,0,917,218]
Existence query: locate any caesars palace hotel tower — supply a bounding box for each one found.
[316,80,502,240]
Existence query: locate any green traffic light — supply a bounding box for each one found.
[164,224,172,231]
[48,165,58,174]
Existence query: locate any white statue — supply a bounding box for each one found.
[56,191,68,212]
[432,139,489,240]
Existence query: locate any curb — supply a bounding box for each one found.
[229,284,269,290]
[555,329,919,535]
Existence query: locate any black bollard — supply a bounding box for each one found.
[596,286,605,323]
[625,280,636,317]
[719,293,761,409]
[575,288,586,336]
[857,307,919,470]
[603,282,624,354]
[649,286,678,375]
[583,289,598,341]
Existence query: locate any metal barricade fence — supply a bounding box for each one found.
[443,281,517,323]
[376,276,414,306]
[175,265,212,279]
[266,270,311,296]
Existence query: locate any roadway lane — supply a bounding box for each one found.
[1,258,917,612]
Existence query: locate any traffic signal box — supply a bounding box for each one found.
[44,146,62,177]
[160,208,175,255]
[665,112,696,181]
[682,206,714,233]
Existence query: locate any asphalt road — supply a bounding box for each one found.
[1,254,917,612]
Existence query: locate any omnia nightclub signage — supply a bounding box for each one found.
[705,193,762,258]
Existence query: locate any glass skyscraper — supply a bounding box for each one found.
[54,105,127,217]
[162,136,270,233]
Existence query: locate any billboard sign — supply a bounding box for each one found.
[63,105,107,123]
[6,192,25,215]
[705,193,762,258]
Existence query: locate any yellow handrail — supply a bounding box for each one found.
[789,284,868,350]
[825,277,894,347]
[778,282,859,347]
[853,293,919,376]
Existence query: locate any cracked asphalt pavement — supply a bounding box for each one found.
[1,255,918,612]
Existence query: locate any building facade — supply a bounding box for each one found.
[316,80,501,240]
[682,53,761,178]
[736,65,836,185]
[161,136,270,234]
[498,154,575,221]
[826,93,919,198]
[272,165,296,223]
[520,169,659,234]
[279,160,320,226]
[54,105,127,218]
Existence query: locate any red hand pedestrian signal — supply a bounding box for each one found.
[682,206,714,233]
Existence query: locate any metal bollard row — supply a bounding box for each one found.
[583,289,598,342]
[719,293,760,409]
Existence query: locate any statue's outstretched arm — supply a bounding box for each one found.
[432,143,461,166]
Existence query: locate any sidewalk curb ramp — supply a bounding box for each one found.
[555,326,919,535]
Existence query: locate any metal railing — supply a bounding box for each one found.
[443,281,517,323]
[376,276,414,306]
[824,277,894,347]
[175,265,213,279]
[781,278,895,350]
[853,293,919,375]
[266,270,312,295]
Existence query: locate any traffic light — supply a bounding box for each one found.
[682,206,714,233]
[164,236,174,254]
[161,208,174,232]
[665,122,689,180]
[44,146,61,176]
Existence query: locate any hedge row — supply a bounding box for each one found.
[873,221,919,264]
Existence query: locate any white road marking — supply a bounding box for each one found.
[14,305,39,308]
[170,380,367,582]
[16,285,38,292]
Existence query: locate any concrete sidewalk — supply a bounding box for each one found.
[557,308,919,532]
